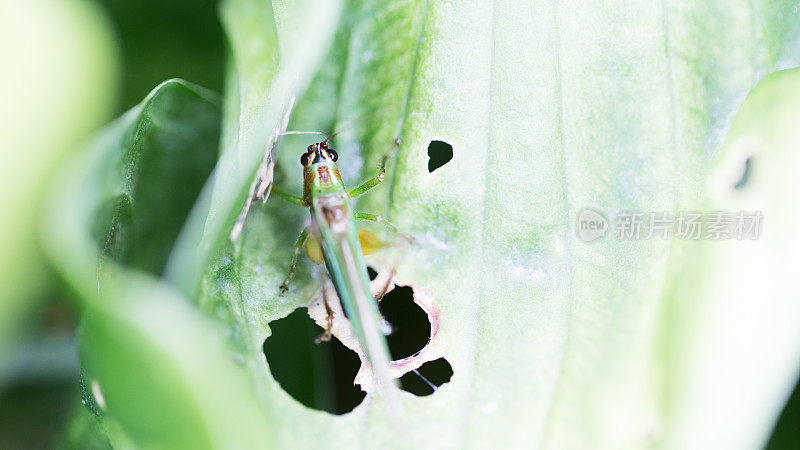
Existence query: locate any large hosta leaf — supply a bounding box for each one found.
[201,1,800,449]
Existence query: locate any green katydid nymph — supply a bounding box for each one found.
[272,138,403,410]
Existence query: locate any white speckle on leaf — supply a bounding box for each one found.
[554,235,565,253]
[361,50,373,62]
[510,265,527,279]
[509,265,545,284]
[481,402,498,415]
[425,232,450,251]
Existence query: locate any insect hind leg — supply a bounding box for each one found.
[314,283,335,344]
[354,212,414,245]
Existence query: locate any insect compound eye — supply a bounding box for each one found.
[328,149,338,161]
[300,152,311,166]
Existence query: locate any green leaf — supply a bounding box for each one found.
[201,1,800,449]
[94,80,220,274]
[659,68,800,450]
[0,0,117,352]
[43,80,275,449]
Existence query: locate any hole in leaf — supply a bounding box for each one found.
[263,308,365,414]
[427,140,453,172]
[379,285,430,360]
[399,358,454,396]
[734,157,752,190]
[367,266,378,281]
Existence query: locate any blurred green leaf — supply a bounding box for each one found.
[43,80,275,449]
[659,68,800,449]
[57,403,112,449]
[98,0,225,109]
[0,0,117,353]
[90,80,219,274]
[77,277,276,449]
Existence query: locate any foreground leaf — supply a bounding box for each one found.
[660,68,800,450]
[43,80,275,449]
[0,0,117,353]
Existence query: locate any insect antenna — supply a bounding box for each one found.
[320,132,337,146]
[278,131,328,137]
[277,129,340,147]
[281,100,404,155]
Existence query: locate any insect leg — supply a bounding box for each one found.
[353,212,414,244]
[353,212,397,232]
[353,212,413,307]
[347,137,401,199]
[347,170,385,199]
[271,186,308,206]
[314,282,335,344]
[279,226,310,294]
